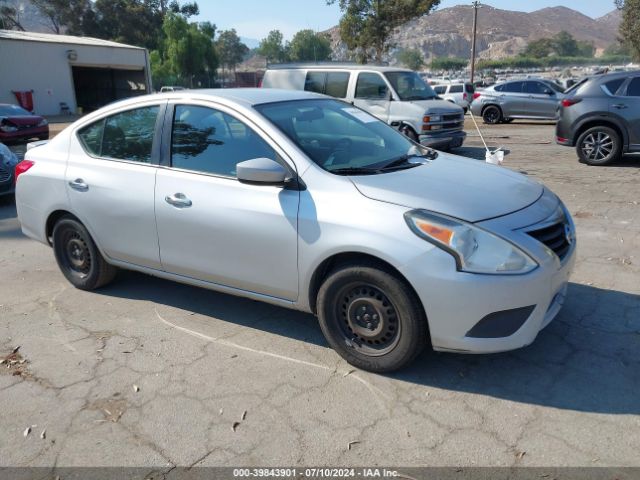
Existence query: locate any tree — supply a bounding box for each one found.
[0,1,25,30]
[552,31,580,57]
[30,0,93,34]
[288,29,332,62]
[327,0,440,63]
[616,0,640,61]
[430,57,468,71]
[216,29,249,77]
[523,38,554,58]
[153,12,218,88]
[397,48,424,71]
[257,30,289,63]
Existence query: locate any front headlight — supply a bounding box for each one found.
[404,210,538,275]
[37,118,48,127]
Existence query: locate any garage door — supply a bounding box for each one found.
[72,66,148,113]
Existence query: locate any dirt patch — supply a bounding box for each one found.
[87,397,128,423]
[0,347,32,380]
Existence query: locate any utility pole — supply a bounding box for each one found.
[470,1,481,85]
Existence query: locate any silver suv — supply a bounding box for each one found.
[470,79,566,124]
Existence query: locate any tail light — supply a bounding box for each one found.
[473,92,482,100]
[463,92,468,101]
[561,98,581,108]
[14,160,34,186]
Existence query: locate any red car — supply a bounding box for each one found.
[0,104,49,144]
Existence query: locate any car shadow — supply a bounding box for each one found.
[98,273,639,415]
[0,195,24,239]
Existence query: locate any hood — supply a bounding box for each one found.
[405,99,464,114]
[349,154,544,223]
[2,115,43,126]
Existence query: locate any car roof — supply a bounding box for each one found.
[109,88,329,110]
[267,63,412,73]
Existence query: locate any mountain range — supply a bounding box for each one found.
[326,4,622,61]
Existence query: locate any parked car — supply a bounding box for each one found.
[262,64,466,150]
[0,142,19,196]
[470,79,566,124]
[0,104,49,143]
[556,71,640,165]
[159,86,186,92]
[15,89,576,372]
[432,83,474,112]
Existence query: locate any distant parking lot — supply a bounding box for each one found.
[1,119,639,468]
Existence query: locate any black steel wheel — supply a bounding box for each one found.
[576,126,622,166]
[482,105,502,124]
[317,262,429,372]
[52,216,117,290]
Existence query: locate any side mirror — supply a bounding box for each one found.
[544,89,554,96]
[237,158,288,186]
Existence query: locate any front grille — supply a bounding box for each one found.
[527,221,571,260]
[443,113,463,122]
[0,166,11,183]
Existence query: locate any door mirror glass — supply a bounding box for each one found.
[237,157,288,185]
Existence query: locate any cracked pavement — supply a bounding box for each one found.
[0,120,639,468]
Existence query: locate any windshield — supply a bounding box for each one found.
[0,105,31,116]
[255,99,434,175]
[384,72,437,101]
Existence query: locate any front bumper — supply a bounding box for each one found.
[0,126,49,144]
[419,130,466,149]
[399,198,577,354]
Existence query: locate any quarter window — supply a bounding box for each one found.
[449,85,463,93]
[355,73,389,100]
[625,77,640,97]
[77,105,159,163]
[170,105,277,177]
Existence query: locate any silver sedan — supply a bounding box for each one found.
[15,89,576,372]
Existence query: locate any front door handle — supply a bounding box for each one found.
[612,104,628,109]
[165,193,192,208]
[69,179,88,191]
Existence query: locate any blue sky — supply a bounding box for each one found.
[196,0,617,43]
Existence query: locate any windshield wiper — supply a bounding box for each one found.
[378,152,436,171]
[328,167,380,175]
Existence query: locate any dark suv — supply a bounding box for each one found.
[556,71,640,165]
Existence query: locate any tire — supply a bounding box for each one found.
[52,216,117,290]
[316,262,428,372]
[399,125,419,143]
[576,126,622,166]
[482,105,503,124]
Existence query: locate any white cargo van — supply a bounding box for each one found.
[262,64,466,150]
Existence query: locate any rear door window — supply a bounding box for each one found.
[603,78,625,96]
[625,77,640,97]
[77,105,159,163]
[502,82,524,93]
[433,86,446,94]
[304,72,325,94]
[324,72,350,98]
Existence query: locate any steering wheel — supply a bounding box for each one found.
[323,137,353,167]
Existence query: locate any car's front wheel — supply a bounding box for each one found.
[52,216,117,290]
[576,126,622,166]
[317,262,428,372]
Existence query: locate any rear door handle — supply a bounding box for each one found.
[612,104,628,109]
[68,179,88,191]
[165,193,192,208]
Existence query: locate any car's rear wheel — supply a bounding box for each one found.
[317,263,428,372]
[576,126,622,166]
[52,216,117,290]
[482,105,503,124]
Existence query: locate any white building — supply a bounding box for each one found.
[0,30,151,116]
